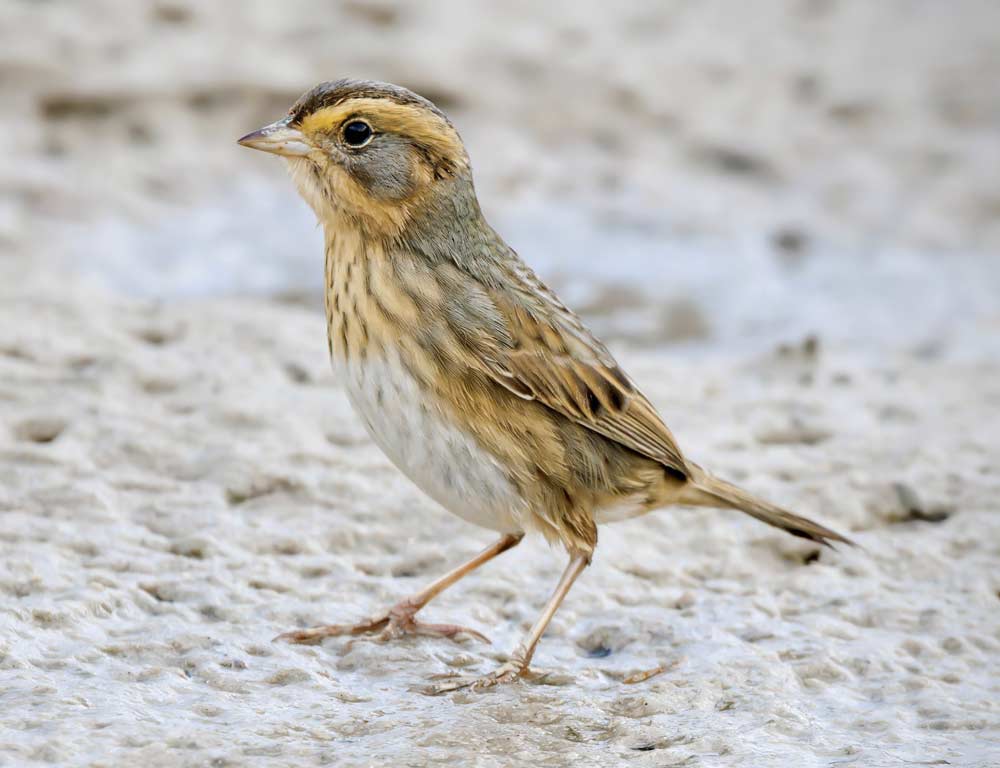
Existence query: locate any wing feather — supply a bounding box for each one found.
[445,257,690,477]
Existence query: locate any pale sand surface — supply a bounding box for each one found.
[2,1,1000,766]
[1,281,998,767]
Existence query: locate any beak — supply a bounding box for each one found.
[237,118,313,157]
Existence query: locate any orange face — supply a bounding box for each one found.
[239,88,469,237]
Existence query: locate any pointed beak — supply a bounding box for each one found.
[237,118,313,157]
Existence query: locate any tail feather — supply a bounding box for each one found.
[681,468,854,548]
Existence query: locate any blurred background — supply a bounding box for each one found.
[2,0,999,359]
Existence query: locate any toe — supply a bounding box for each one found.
[273,617,387,644]
[423,662,527,694]
[412,622,491,644]
[424,680,466,696]
[274,628,329,644]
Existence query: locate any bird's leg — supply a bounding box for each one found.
[430,550,590,693]
[276,532,523,646]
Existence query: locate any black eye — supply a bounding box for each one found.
[342,120,373,147]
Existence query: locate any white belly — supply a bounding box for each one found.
[334,351,526,533]
[594,496,648,524]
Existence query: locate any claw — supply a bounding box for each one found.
[425,660,528,695]
[275,611,488,647]
[273,615,387,644]
[408,622,491,644]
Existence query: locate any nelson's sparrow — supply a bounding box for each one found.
[238,79,851,693]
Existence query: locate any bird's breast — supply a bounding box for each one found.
[332,348,526,534]
[322,236,526,532]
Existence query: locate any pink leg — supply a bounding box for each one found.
[430,550,590,693]
[276,533,524,645]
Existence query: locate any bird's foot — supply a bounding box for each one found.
[426,659,530,694]
[274,600,490,646]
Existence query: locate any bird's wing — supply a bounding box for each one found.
[451,257,690,478]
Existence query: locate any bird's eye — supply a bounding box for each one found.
[342,120,373,147]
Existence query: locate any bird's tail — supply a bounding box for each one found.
[680,466,854,548]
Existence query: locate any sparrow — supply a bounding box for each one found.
[238,79,852,693]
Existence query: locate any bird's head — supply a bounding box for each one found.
[239,79,473,239]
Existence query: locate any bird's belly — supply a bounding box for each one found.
[593,497,647,524]
[333,352,525,533]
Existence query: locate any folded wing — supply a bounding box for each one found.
[445,256,690,479]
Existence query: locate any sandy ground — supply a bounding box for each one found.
[1,282,998,767]
[2,0,1000,766]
